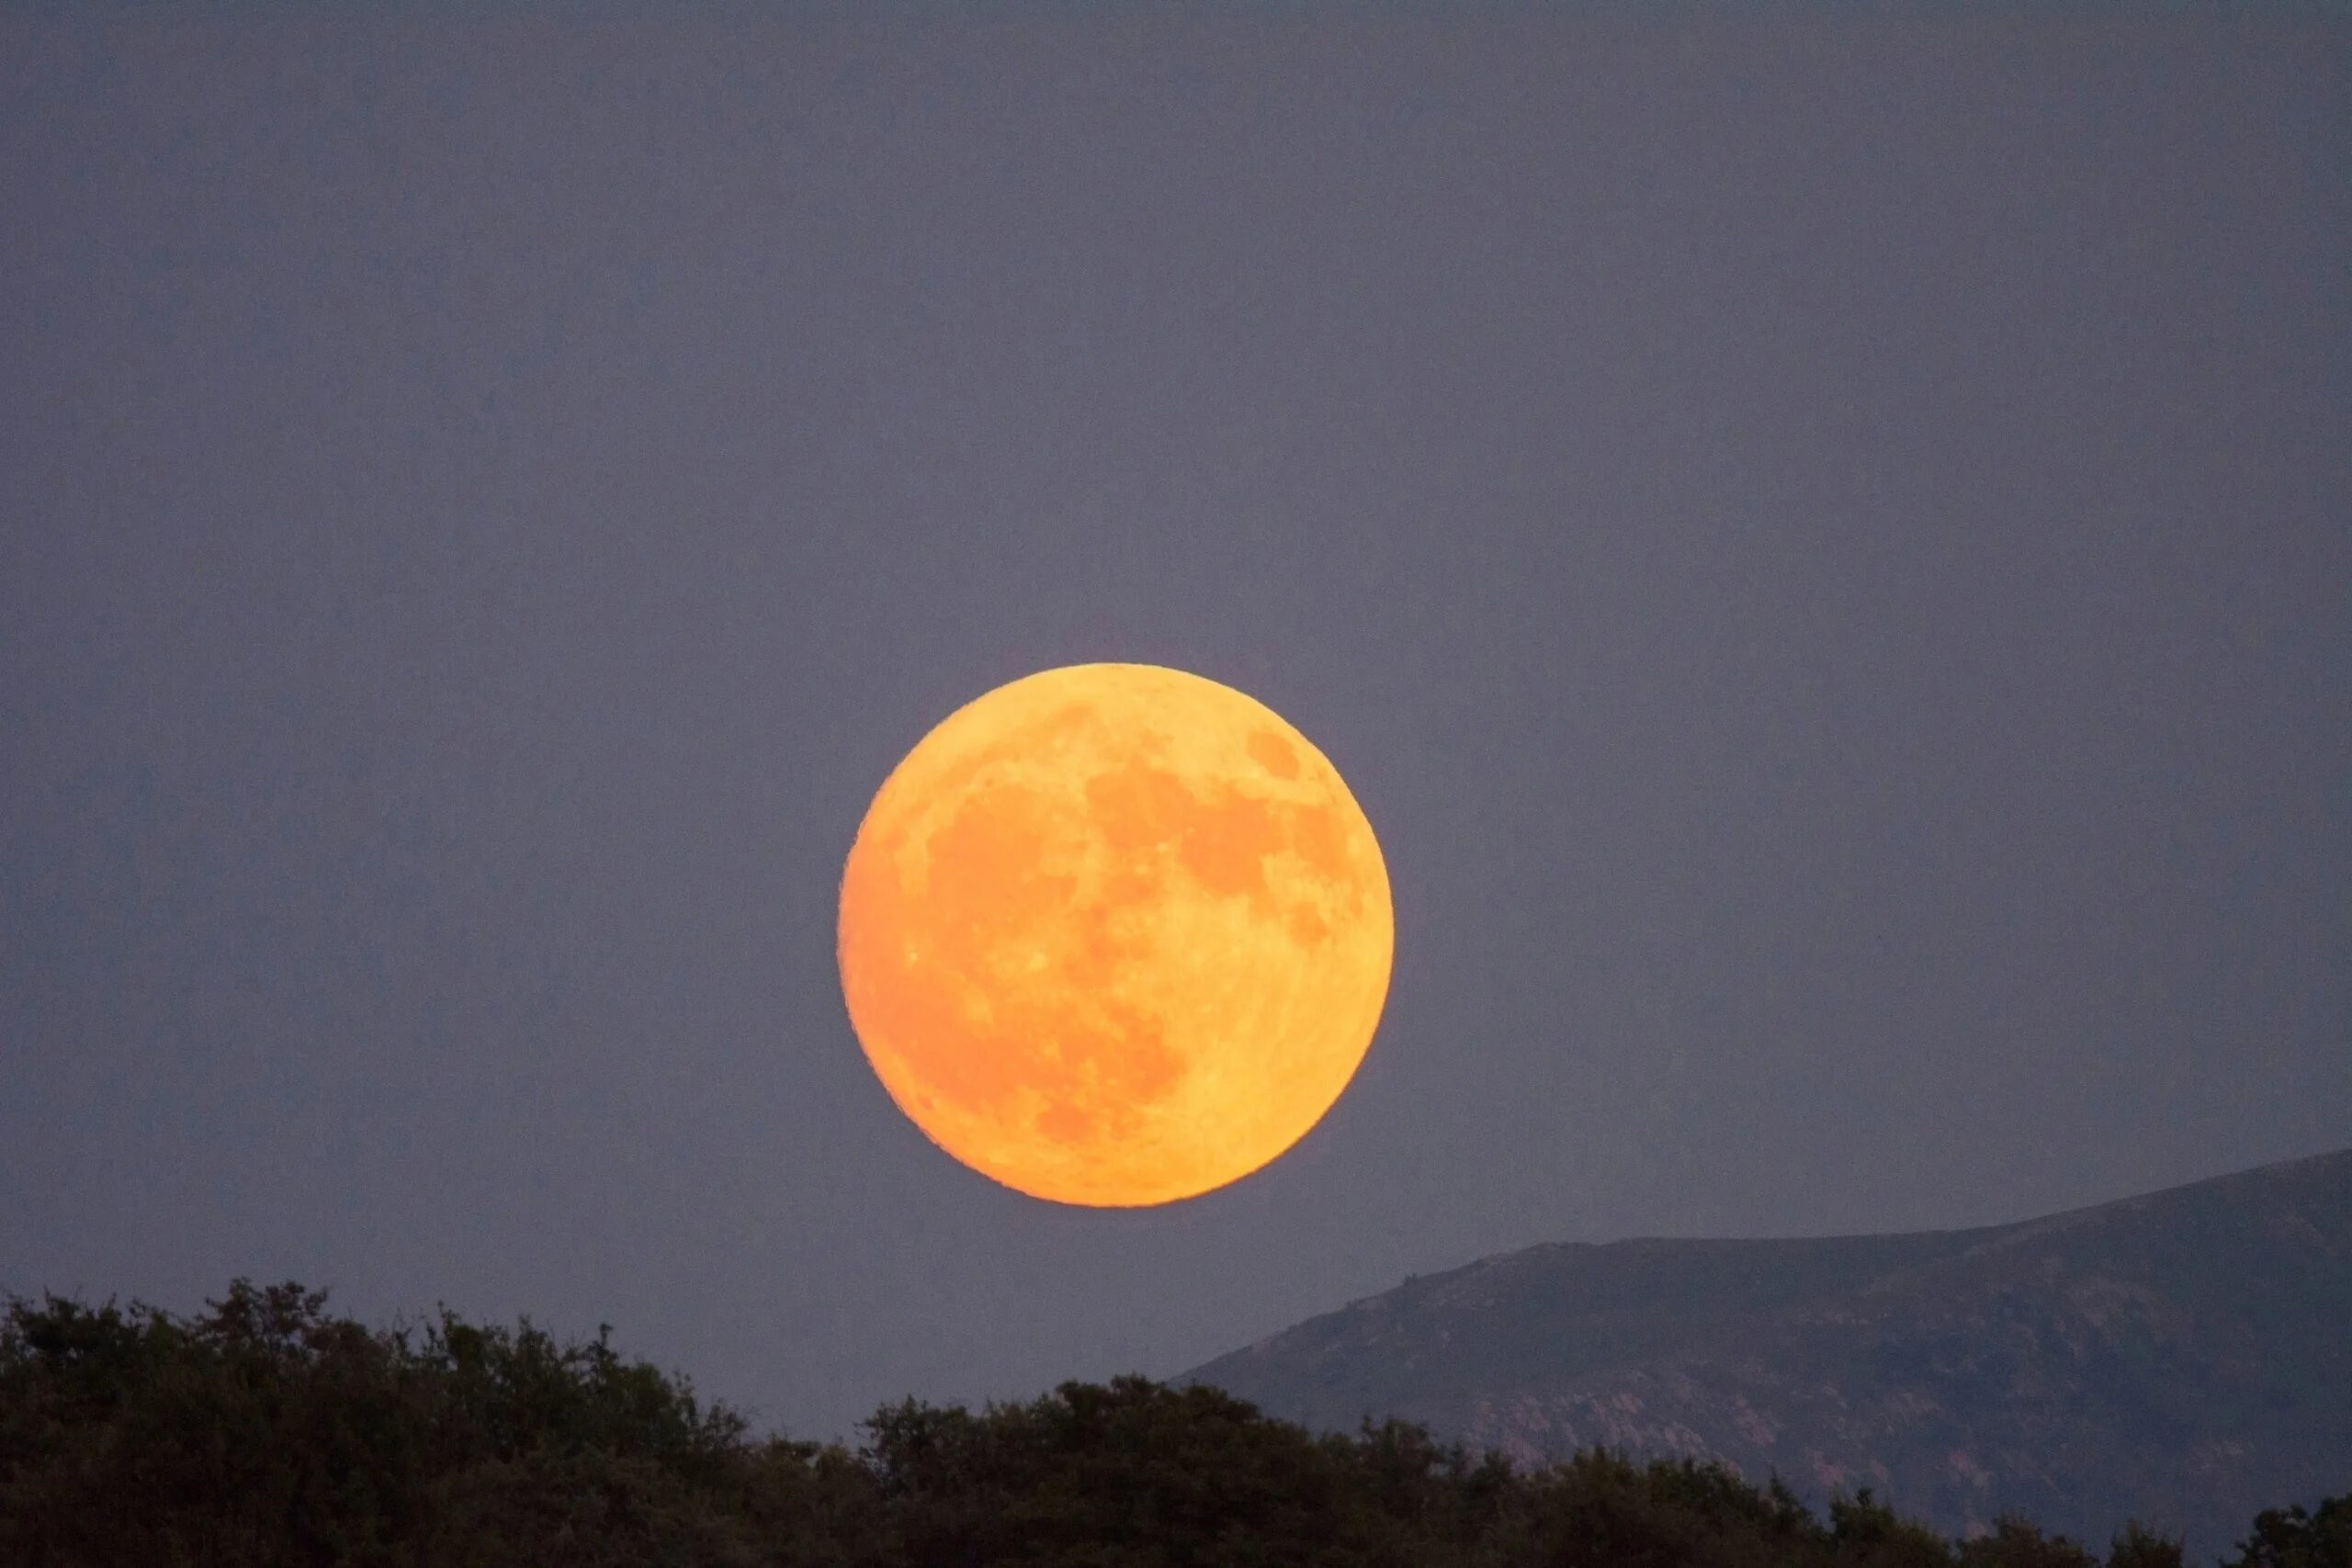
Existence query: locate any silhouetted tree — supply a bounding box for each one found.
[1956,1517,2097,1568]
[2,1280,2342,1568]
[1830,1487,1955,1568]
[2224,1496,2352,1568]
[2106,1521,2188,1568]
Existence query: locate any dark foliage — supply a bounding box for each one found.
[2222,1496,2352,1568]
[0,1282,2335,1568]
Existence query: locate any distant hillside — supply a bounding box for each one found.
[1183,1149,2352,1559]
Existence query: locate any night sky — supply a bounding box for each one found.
[4,9,2346,1445]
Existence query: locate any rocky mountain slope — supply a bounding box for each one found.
[1183,1149,2352,1558]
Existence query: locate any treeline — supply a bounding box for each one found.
[1,1282,2343,1568]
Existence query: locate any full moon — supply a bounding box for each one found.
[837,663,1394,1207]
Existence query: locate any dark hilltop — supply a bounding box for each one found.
[1184,1148,2352,1561]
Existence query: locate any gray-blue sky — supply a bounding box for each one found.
[3,8,2346,1443]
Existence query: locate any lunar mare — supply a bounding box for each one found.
[836,663,1394,1206]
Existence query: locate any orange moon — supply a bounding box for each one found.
[837,663,1394,1207]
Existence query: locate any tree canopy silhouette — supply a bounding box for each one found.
[0,1281,2338,1568]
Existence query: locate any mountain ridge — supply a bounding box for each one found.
[1182,1148,2352,1559]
